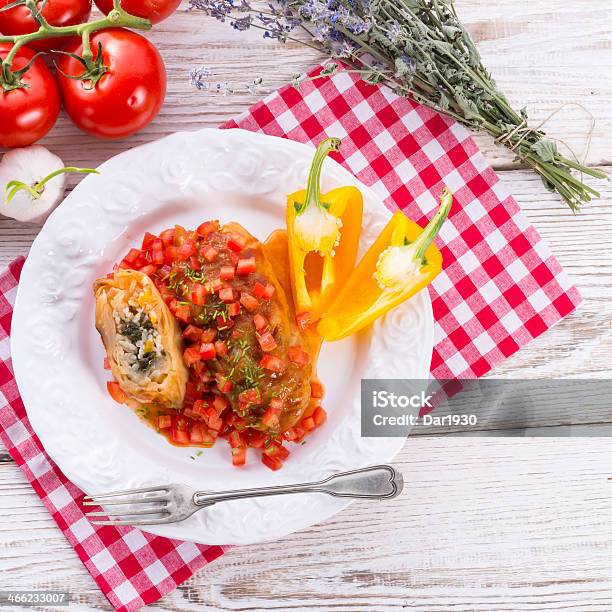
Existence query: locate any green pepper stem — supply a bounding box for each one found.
[299,137,342,214]
[412,187,453,262]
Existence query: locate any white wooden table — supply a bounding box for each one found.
[1,1,612,610]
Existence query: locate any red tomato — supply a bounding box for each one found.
[260,354,286,373]
[182,324,203,342]
[141,231,157,249]
[312,406,327,427]
[301,416,316,432]
[124,247,142,263]
[172,427,190,445]
[203,246,218,262]
[262,454,283,471]
[260,282,275,299]
[178,241,196,259]
[0,0,92,52]
[236,257,256,277]
[197,220,219,237]
[174,303,191,323]
[56,28,166,140]
[243,429,266,448]
[227,232,247,252]
[253,313,268,331]
[288,345,310,366]
[295,311,312,331]
[257,331,278,353]
[227,302,240,317]
[183,346,201,367]
[239,292,259,312]
[158,414,172,429]
[190,283,207,306]
[213,394,229,413]
[310,379,325,399]
[214,340,228,357]
[94,0,180,24]
[261,407,279,430]
[106,380,127,403]
[200,342,216,360]
[160,228,175,246]
[206,409,224,431]
[231,446,247,467]
[0,44,61,148]
[200,328,216,343]
[139,263,157,275]
[220,265,235,281]
[219,287,234,303]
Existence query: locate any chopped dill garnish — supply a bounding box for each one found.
[241,361,264,390]
[192,295,228,326]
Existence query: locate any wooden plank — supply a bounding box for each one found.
[0,1,611,609]
[2,437,612,610]
[2,0,608,170]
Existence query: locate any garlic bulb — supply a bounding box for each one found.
[0,146,68,224]
[1,146,98,225]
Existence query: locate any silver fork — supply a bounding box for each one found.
[83,464,403,526]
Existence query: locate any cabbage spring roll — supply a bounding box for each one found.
[94,269,188,409]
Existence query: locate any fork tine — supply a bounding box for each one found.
[90,516,173,527]
[85,507,169,518]
[83,485,170,502]
[83,496,168,507]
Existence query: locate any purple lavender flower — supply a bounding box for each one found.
[395,54,415,77]
[328,38,357,58]
[188,0,235,22]
[246,77,263,95]
[231,15,252,30]
[387,19,402,45]
[312,22,331,43]
[189,66,212,90]
[298,0,331,22]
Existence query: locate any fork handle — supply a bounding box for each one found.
[192,465,403,506]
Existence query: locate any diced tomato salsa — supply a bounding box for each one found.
[108,221,327,470]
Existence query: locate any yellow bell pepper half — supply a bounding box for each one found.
[317,188,453,341]
[286,137,363,321]
[263,228,324,361]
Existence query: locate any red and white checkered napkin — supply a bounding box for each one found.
[223,65,581,378]
[0,64,581,611]
[0,261,227,610]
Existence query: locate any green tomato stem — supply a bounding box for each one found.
[299,137,342,215]
[0,1,151,85]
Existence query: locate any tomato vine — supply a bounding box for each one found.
[0,0,151,90]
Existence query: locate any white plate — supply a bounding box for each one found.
[12,129,433,545]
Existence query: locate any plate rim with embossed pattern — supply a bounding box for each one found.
[11,128,433,544]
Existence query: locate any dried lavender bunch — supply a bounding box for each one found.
[190,0,606,211]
